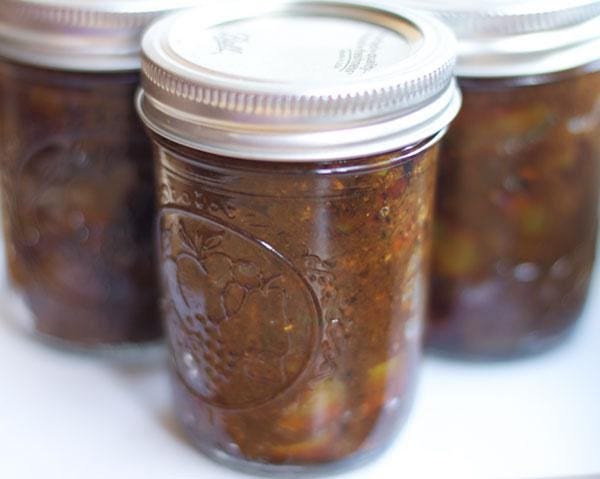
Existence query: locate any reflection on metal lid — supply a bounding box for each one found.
[137,0,461,161]
[393,0,600,77]
[0,0,205,71]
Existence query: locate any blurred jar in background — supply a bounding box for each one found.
[138,0,460,473]
[0,0,201,348]
[399,0,600,358]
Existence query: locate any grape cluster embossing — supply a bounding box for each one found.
[11,136,149,306]
[302,255,352,384]
[161,210,321,409]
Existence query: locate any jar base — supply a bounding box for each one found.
[28,329,166,360]
[0,289,164,356]
[170,367,416,477]
[176,416,405,478]
[426,320,580,362]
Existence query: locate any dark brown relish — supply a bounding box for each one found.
[0,60,161,346]
[429,68,600,358]
[152,134,439,468]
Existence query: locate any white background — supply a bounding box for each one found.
[1,269,599,479]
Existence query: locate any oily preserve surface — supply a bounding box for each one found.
[0,61,160,345]
[430,70,600,357]
[155,137,438,468]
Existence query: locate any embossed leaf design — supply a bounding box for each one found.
[176,255,230,323]
[203,234,223,250]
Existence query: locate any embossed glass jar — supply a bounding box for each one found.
[0,0,200,347]
[399,0,600,358]
[138,0,460,473]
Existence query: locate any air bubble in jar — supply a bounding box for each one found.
[513,263,540,283]
[550,257,573,279]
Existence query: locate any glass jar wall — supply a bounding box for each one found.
[398,0,600,358]
[0,0,200,347]
[138,1,461,472]
[154,136,438,468]
[0,62,160,345]
[430,68,600,357]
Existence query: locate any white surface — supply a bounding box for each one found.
[1,270,599,479]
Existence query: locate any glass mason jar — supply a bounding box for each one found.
[137,1,460,473]
[400,0,600,358]
[0,0,199,347]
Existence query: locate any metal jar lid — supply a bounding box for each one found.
[0,0,205,71]
[394,0,600,77]
[137,0,461,162]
